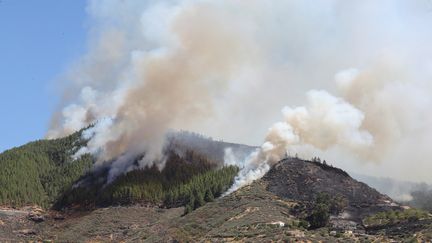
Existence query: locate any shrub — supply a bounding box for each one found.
[305,192,347,229]
[307,203,330,229]
[298,220,310,229]
[364,209,430,227]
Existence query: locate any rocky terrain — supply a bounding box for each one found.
[1,158,431,242]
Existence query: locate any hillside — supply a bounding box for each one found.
[0,130,252,210]
[2,158,432,242]
[55,155,238,212]
[0,130,93,207]
[1,132,431,242]
[263,159,397,224]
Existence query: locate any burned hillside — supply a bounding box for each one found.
[263,158,401,224]
[264,158,393,205]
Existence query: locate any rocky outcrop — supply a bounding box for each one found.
[27,206,45,223]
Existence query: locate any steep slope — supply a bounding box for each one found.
[55,154,238,211]
[54,131,250,210]
[263,158,398,223]
[158,158,405,242]
[264,158,390,204]
[0,130,249,210]
[0,130,93,207]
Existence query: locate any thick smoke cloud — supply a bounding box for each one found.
[225,89,374,193]
[49,0,432,184]
[49,0,262,180]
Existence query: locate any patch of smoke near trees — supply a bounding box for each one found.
[408,186,432,212]
[48,0,432,189]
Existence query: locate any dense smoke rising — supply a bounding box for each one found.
[49,0,262,180]
[49,0,432,184]
[225,89,374,193]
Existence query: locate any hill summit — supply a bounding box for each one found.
[263,158,399,229]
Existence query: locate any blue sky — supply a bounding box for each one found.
[0,0,87,152]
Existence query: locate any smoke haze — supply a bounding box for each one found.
[48,0,432,184]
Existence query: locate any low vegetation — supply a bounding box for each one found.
[364,209,431,227]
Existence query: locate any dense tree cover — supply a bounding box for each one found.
[56,151,239,214]
[306,192,347,229]
[165,165,238,214]
[306,203,329,229]
[0,130,93,208]
[0,128,239,212]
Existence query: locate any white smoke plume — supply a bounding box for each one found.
[48,0,263,180]
[49,0,432,185]
[225,89,374,193]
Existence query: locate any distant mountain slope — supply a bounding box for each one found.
[166,131,256,164]
[350,172,430,200]
[351,173,432,212]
